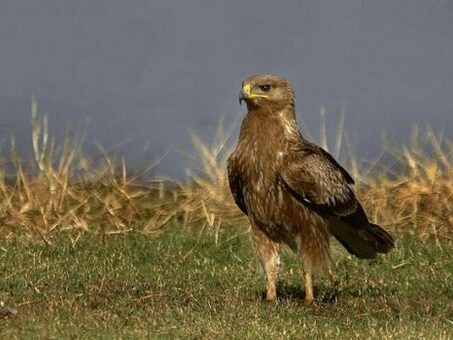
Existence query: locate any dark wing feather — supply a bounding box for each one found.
[227,155,248,215]
[279,143,359,220]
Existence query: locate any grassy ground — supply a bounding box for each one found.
[1,223,452,339]
[0,106,451,339]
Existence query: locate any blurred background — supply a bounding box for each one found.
[0,0,452,178]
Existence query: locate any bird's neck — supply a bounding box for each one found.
[249,103,296,120]
[240,104,302,143]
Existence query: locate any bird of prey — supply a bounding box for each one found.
[227,74,394,302]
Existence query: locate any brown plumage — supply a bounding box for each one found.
[227,74,394,302]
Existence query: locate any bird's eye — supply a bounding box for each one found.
[259,84,271,92]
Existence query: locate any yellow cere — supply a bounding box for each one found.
[242,83,268,99]
[242,83,252,96]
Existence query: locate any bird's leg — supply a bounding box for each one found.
[252,225,280,303]
[297,233,316,302]
[304,270,314,302]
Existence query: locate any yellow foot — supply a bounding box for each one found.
[266,286,277,303]
[303,297,319,311]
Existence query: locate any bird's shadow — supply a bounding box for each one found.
[259,283,343,305]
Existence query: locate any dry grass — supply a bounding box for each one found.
[360,127,452,243]
[0,102,451,244]
[0,100,175,243]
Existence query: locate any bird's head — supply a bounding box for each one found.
[239,74,295,111]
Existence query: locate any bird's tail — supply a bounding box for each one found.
[328,220,394,259]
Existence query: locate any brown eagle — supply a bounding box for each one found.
[227,74,394,302]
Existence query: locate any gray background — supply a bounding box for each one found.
[1,1,452,177]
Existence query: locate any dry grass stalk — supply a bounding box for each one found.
[0,103,451,245]
[360,127,452,243]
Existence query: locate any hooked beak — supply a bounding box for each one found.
[239,83,252,105]
[238,83,268,105]
[239,89,246,105]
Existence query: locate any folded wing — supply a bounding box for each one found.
[279,143,394,258]
[227,155,248,215]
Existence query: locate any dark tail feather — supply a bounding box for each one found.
[366,223,395,253]
[328,220,395,259]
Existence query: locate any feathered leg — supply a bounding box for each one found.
[252,224,280,302]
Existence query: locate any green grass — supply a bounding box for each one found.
[1,224,452,339]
